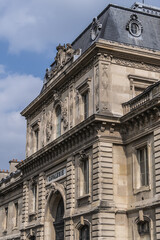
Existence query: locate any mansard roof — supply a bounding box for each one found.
[72,2,160,52]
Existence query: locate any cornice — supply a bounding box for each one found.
[0,176,23,195]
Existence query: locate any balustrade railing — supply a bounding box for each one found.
[122,81,160,115]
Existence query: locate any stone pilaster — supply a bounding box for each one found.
[154,128,160,194]
[65,156,75,239]
[154,128,160,240]
[22,181,29,224]
[65,219,74,240]
[38,172,46,222]
[21,181,29,240]
[92,212,115,240]
[92,141,113,202]
[36,227,44,240]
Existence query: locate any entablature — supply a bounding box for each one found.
[17,114,120,175]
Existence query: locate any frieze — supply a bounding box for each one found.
[113,58,160,72]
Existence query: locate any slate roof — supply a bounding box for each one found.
[72,2,160,53]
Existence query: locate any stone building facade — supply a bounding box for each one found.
[1,2,160,240]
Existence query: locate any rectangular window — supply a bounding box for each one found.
[15,203,18,227]
[32,184,38,212]
[83,92,89,120]
[83,158,89,194]
[133,143,151,194]
[4,207,8,230]
[79,156,89,197]
[137,146,149,187]
[34,129,39,151]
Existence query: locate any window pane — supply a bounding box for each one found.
[83,159,89,194]
[138,146,149,187]
[83,92,89,119]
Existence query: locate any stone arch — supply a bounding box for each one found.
[44,182,66,240]
[135,215,153,240]
[75,219,91,240]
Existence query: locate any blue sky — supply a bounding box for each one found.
[0,0,160,171]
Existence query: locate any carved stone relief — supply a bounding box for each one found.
[46,111,53,142]
[90,17,102,41]
[61,97,68,129]
[75,90,80,121]
[54,43,80,70]
[95,66,99,111]
[69,86,74,128]
[101,64,109,111]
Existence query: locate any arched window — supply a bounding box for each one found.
[79,225,90,240]
[136,216,151,240]
[56,106,61,137]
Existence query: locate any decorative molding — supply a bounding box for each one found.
[114,58,160,72]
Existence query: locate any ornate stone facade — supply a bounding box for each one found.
[1,2,160,240]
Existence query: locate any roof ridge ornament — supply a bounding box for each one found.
[90,17,102,41]
[126,14,143,37]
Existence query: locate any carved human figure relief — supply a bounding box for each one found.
[75,90,80,121]
[46,111,53,142]
[62,97,68,129]
[41,110,46,147]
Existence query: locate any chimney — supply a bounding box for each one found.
[0,169,9,181]
[9,159,19,173]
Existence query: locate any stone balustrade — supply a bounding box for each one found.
[122,81,160,115]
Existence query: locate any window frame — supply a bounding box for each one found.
[14,202,18,228]
[3,207,8,232]
[31,119,40,152]
[28,179,38,220]
[76,78,91,121]
[76,150,92,206]
[82,91,89,120]
[75,219,91,240]
[132,141,151,194]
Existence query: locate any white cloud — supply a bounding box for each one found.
[0,0,159,55]
[0,66,42,169]
[0,0,132,54]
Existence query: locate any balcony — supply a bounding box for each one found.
[122,81,160,115]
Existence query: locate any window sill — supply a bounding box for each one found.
[77,194,91,206]
[133,185,150,194]
[12,226,18,231]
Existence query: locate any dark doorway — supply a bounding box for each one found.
[53,198,64,240]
